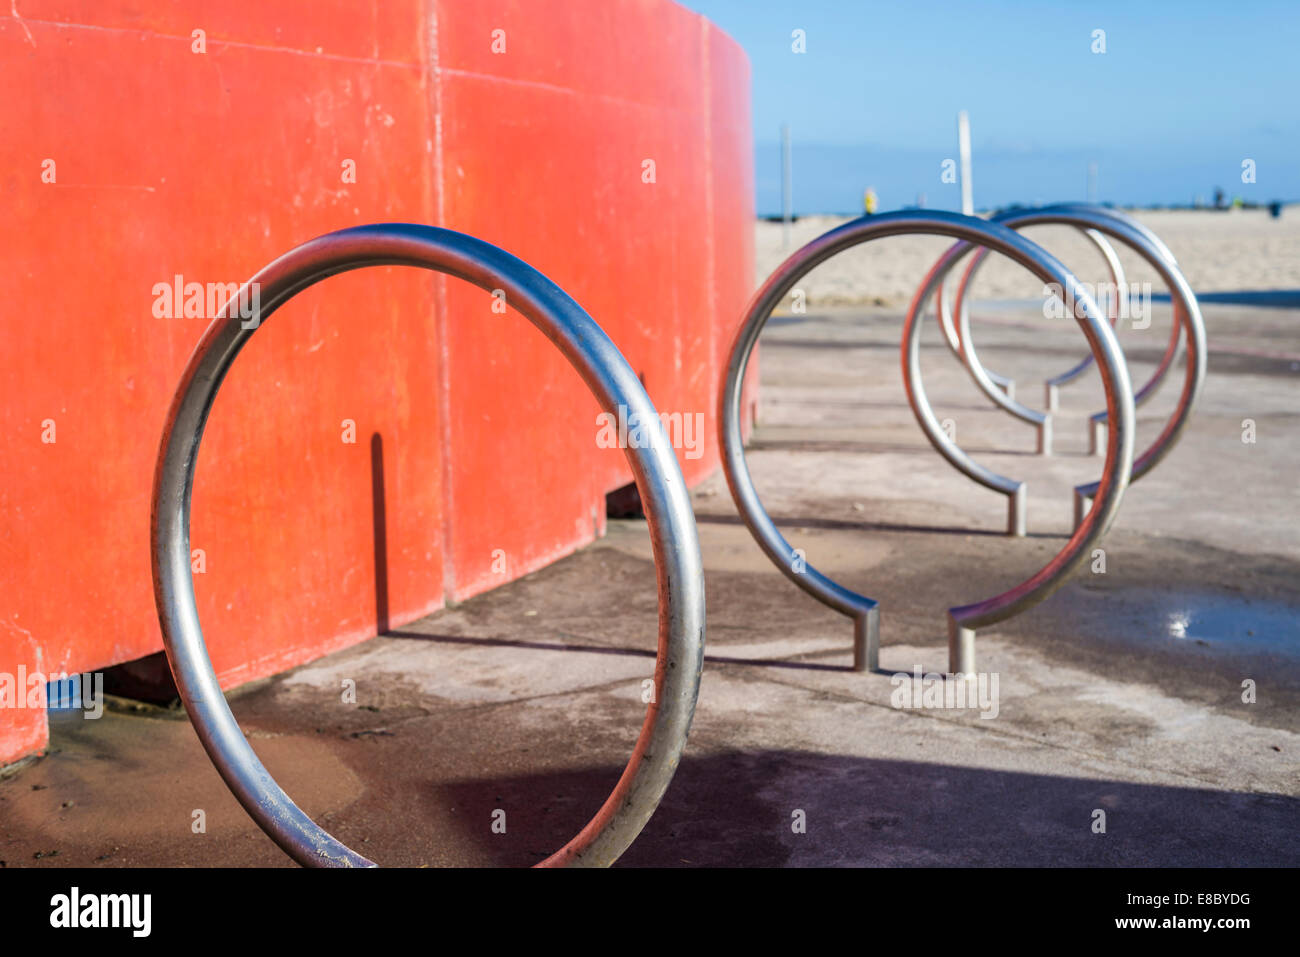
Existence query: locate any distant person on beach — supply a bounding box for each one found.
[863,187,878,216]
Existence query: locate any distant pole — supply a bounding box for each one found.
[1087,161,1098,203]
[957,110,973,215]
[781,123,792,248]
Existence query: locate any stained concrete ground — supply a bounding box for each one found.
[3,296,1297,867]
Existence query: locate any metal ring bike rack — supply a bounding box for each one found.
[151,223,706,867]
[936,204,1188,455]
[961,210,1196,467]
[936,223,1128,424]
[909,207,1205,531]
[1046,206,1185,457]
[719,210,1136,676]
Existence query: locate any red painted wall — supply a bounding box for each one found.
[0,1,754,765]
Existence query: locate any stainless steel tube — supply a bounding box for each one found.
[935,204,1187,456]
[935,227,1127,414]
[941,210,1205,528]
[152,223,705,868]
[719,210,1135,675]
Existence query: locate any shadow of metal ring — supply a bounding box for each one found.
[150,223,705,868]
[718,210,1135,676]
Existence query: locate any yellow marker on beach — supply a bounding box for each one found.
[864,188,878,215]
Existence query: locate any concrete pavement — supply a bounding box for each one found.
[3,297,1296,867]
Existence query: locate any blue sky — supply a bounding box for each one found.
[676,0,1300,214]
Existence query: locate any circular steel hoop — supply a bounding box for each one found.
[151,223,705,868]
[940,209,1206,524]
[935,204,1184,450]
[936,226,1127,416]
[1041,230,1126,400]
[719,210,1135,676]
[950,206,1186,450]
[1046,205,1184,455]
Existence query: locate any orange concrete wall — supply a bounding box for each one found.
[0,1,754,765]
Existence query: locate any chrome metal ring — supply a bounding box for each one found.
[151,223,705,868]
[719,210,1135,675]
[921,209,1205,528]
[951,205,1187,455]
[936,225,1127,417]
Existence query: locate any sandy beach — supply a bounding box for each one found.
[756,208,1300,307]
